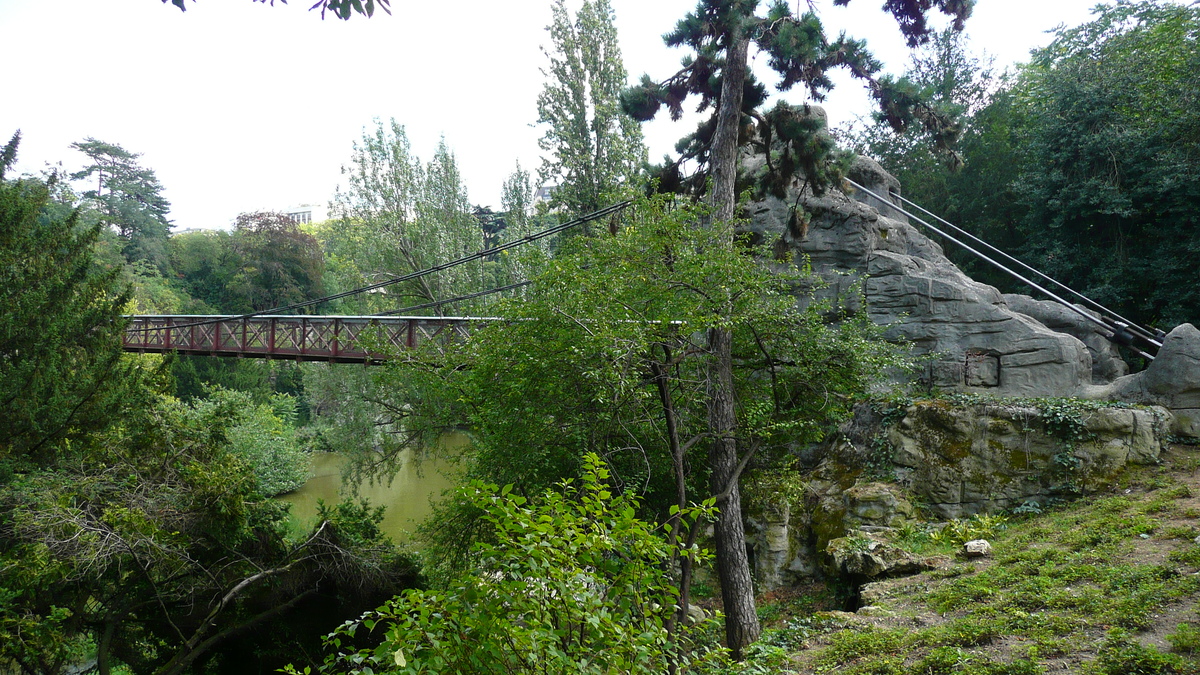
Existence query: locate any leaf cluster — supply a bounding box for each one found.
[163,0,391,21]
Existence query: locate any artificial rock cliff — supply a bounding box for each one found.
[742,145,1200,431]
[736,133,1200,591]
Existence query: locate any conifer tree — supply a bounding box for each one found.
[621,0,972,657]
[537,0,646,216]
[0,132,140,472]
[70,138,173,273]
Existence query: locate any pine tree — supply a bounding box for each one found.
[536,0,646,216]
[70,138,173,273]
[620,0,972,658]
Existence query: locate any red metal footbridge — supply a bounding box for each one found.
[122,315,483,363]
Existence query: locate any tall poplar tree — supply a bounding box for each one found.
[536,0,646,216]
[621,0,972,657]
[327,121,487,315]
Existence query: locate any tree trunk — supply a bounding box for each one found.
[706,22,761,660]
[707,325,760,660]
[97,617,117,675]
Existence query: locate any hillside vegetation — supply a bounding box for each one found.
[750,442,1200,674]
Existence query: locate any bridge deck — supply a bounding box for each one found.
[122,315,486,363]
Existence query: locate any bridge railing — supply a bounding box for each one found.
[122,315,485,363]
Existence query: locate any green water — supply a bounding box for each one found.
[281,444,460,542]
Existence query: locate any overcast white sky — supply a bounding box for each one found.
[0,0,1103,231]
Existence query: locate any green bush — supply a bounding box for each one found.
[299,454,726,674]
[1094,629,1188,675]
[1167,623,1200,655]
[186,387,309,496]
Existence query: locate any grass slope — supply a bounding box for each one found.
[755,444,1200,674]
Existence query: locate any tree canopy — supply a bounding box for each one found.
[621,0,972,200]
[0,132,142,473]
[70,138,173,273]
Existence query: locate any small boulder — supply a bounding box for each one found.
[963,539,992,558]
[827,535,934,579]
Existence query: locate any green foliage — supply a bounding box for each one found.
[1093,629,1190,675]
[1167,623,1200,655]
[537,0,646,216]
[1011,1,1200,327]
[783,461,1200,674]
[228,211,325,312]
[944,394,1124,446]
[855,2,1200,328]
[0,131,147,473]
[171,356,306,411]
[839,27,998,179]
[923,489,1200,644]
[928,513,1008,547]
[164,0,391,21]
[187,387,310,496]
[622,0,971,199]
[126,257,188,313]
[305,454,726,674]
[724,642,790,674]
[0,391,411,675]
[168,228,242,311]
[326,121,489,315]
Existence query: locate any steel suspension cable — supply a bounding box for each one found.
[125,200,631,332]
[863,180,1163,348]
[374,279,533,316]
[844,180,1156,361]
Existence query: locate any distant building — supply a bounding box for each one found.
[534,185,556,206]
[284,203,329,225]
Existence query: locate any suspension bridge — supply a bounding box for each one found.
[121,315,481,363]
[120,192,1166,364]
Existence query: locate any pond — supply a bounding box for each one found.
[280,439,462,542]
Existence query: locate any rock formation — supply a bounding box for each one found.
[1088,323,1200,438]
[736,117,1200,592]
[745,153,1093,398]
[743,143,1200,433]
[743,399,1171,589]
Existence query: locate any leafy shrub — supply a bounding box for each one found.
[1167,623,1200,655]
[1094,629,1188,674]
[298,454,726,674]
[929,513,1008,547]
[187,387,309,496]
